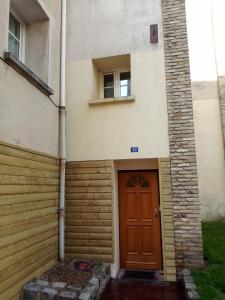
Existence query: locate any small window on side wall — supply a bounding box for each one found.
[103,70,131,99]
[8,10,25,61]
[104,73,114,98]
[120,71,131,97]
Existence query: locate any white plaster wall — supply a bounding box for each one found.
[0,0,60,156]
[186,0,225,220]
[67,0,169,161]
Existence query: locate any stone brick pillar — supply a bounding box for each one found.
[161,0,204,270]
[218,76,225,157]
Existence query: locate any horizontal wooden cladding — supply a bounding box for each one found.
[0,175,59,185]
[66,206,111,213]
[0,206,57,226]
[66,180,111,187]
[0,192,59,206]
[66,174,111,181]
[65,246,112,255]
[0,141,59,299]
[66,167,111,175]
[66,160,113,262]
[0,142,58,165]
[67,239,112,247]
[66,225,112,233]
[0,184,59,195]
[0,221,57,256]
[67,200,111,207]
[66,161,111,169]
[0,153,59,172]
[67,253,113,263]
[66,186,111,193]
[66,232,112,240]
[0,251,57,296]
[66,220,112,226]
[0,165,59,178]
[0,199,57,217]
[66,193,111,200]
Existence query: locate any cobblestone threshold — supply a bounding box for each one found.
[182,269,199,300]
[21,261,111,300]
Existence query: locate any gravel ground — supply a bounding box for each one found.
[40,259,93,286]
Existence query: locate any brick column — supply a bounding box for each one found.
[161,0,204,269]
[218,76,225,157]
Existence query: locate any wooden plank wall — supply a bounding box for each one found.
[65,160,113,262]
[0,141,59,299]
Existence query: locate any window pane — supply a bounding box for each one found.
[9,13,20,39]
[104,87,114,98]
[120,72,131,86]
[120,72,131,97]
[104,74,114,88]
[8,34,19,59]
[120,86,129,97]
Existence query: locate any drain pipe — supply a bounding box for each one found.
[59,0,67,263]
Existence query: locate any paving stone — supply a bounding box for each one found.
[57,290,77,300]
[89,277,99,289]
[78,285,98,300]
[36,279,49,288]
[184,276,194,284]
[67,285,82,293]
[78,291,92,300]
[23,283,40,300]
[187,289,200,300]
[52,282,67,289]
[40,287,57,300]
[182,269,191,276]
[186,282,197,290]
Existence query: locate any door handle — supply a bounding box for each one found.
[154,209,159,217]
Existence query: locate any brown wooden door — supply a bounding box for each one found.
[119,171,162,270]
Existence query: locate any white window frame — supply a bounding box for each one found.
[101,68,131,99]
[8,7,26,62]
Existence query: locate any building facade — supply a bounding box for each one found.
[0,0,61,298]
[0,0,225,298]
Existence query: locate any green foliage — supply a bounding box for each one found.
[192,219,225,300]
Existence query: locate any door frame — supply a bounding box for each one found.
[118,169,163,271]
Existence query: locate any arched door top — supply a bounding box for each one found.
[126,174,150,188]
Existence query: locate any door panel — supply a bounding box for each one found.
[127,226,139,255]
[140,192,152,221]
[141,226,154,255]
[126,192,139,221]
[119,171,162,270]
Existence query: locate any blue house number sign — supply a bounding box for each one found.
[131,147,139,153]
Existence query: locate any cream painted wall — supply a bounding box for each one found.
[67,51,169,161]
[67,0,164,61]
[66,0,169,161]
[186,0,225,219]
[211,0,225,77]
[0,0,60,156]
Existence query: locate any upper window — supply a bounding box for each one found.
[103,70,131,99]
[8,10,25,61]
[104,73,114,98]
[120,72,131,97]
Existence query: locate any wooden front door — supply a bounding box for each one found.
[119,171,162,270]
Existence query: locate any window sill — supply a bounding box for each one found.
[4,52,53,96]
[89,96,135,106]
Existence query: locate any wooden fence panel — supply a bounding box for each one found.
[0,141,59,299]
[65,160,113,262]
